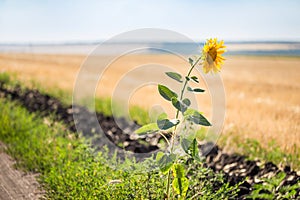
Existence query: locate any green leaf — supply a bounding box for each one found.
[190,138,201,161]
[181,137,201,161]
[187,86,192,91]
[188,58,193,65]
[185,76,190,81]
[156,152,176,173]
[158,84,178,101]
[172,163,185,178]
[171,97,181,111]
[157,112,168,121]
[172,164,189,198]
[187,86,205,93]
[185,109,211,126]
[193,88,205,92]
[157,113,179,130]
[184,108,195,116]
[182,98,191,106]
[165,72,183,83]
[181,138,192,154]
[171,97,191,113]
[134,123,159,135]
[191,76,199,83]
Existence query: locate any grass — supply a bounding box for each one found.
[31,76,151,125]
[219,133,300,170]
[94,98,151,125]
[0,97,164,199]
[248,172,300,199]
[1,72,299,199]
[0,97,242,199]
[0,71,151,125]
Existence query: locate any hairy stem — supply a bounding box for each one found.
[171,56,202,151]
[166,56,202,200]
[177,56,202,118]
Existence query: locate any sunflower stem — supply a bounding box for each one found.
[171,55,202,151]
[177,55,202,117]
[166,55,202,200]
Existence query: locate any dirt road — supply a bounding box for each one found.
[0,142,44,200]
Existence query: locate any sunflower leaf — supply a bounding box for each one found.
[191,76,199,83]
[184,109,211,126]
[181,137,200,161]
[171,97,191,113]
[158,84,178,101]
[157,113,180,130]
[172,164,189,197]
[187,86,205,93]
[188,58,194,65]
[156,152,176,173]
[134,123,159,135]
[182,98,191,106]
[165,72,183,83]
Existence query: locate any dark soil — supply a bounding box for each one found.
[0,84,162,154]
[200,142,300,199]
[0,83,299,199]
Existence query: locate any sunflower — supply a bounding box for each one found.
[202,38,226,73]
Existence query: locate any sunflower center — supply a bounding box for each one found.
[207,47,217,63]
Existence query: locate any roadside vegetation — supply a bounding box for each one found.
[219,134,300,170]
[0,94,241,199]
[0,72,299,199]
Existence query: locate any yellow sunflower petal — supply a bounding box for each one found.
[201,38,226,73]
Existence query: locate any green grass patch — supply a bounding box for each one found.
[219,134,300,170]
[94,98,151,125]
[0,72,151,125]
[0,98,241,199]
[248,172,300,199]
[0,98,165,199]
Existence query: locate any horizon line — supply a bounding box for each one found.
[1,39,300,46]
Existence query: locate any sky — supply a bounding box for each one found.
[0,0,300,43]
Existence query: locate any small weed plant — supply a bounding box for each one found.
[249,172,300,199]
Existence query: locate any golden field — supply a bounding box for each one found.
[0,53,299,154]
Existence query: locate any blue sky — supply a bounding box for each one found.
[0,0,300,43]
